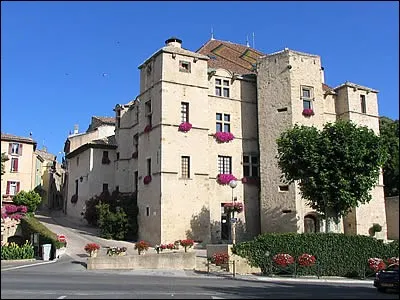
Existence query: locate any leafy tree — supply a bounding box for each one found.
[379,116,399,197]
[277,120,387,232]
[13,190,42,213]
[1,152,9,175]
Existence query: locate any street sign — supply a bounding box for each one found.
[57,234,66,243]
[231,218,237,223]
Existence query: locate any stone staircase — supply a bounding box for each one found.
[195,256,231,275]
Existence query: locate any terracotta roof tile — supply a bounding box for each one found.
[196,39,265,74]
[93,116,115,124]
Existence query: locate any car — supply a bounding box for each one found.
[374,263,399,293]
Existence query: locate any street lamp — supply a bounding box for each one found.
[229,180,238,245]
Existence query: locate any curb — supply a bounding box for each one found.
[1,258,58,271]
[233,275,374,285]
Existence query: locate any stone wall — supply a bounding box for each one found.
[385,196,399,240]
[86,251,196,270]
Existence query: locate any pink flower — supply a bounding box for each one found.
[143,175,152,185]
[217,174,237,185]
[4,205,17,214]
[178,122,192,132]
[214,132,235,143]
[302,108,315,116]
[17,205,28,214]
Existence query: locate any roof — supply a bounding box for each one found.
[196,39,265,75]
[87,116,115,132]
[139,45,209,69]
[334,81,379,93]
[65,135,117,159]
[1,133,37,145]
[35,149,56,161]
[93,116,115,125]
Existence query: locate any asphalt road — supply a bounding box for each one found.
[1,257,398,299]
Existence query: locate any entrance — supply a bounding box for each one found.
[221,204,231,241]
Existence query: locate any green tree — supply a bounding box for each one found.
[379,116,399,197]
[1,152,9,175]
[13,190,42,213]
[277,120,387,232]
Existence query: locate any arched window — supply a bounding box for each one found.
[304,214,318,233]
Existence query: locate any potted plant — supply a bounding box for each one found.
[107,246,127,256]
[135,240,151,255]
[180,239,194,252]
[178,122,192,133]
[368,257,386,272]
[84,243,100,257]
[143,175,152,185]
[214,131,235,143]
[217,174,237,185]
[302,108,315,117]
[223,202,244,214]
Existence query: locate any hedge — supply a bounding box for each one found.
[19,215,65,260]
[232,233,399,278]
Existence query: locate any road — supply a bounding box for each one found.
[1,256,398,299]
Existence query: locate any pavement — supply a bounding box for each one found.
[1,209,375,286]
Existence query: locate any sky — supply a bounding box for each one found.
[1,1,399,160]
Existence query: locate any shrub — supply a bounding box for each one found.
[232,232,399,278]
[211,252,229,266]
[1,241,34,260]
[13,190,42,213]
[96,203,128,240]
[20,215,65,260]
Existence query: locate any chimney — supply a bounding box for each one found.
[165,37,182,48]
[73,124,79,135]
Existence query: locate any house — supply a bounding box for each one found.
[63,37,387,245]
[63,116,116,220]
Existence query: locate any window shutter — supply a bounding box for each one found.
[16,182,20,193]
[6,181,10,194]
[15,158,19,172]
[19,144,23,155]
[8,143,12,154]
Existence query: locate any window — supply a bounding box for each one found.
[243,155,259,177]
[76,156,79,166]
[179,60,191,73]
[145,100,152,127]
[215,79,230,97]
[116,109,121,128]
[279,185,289,192]
[147,158,151,176]
[216,113,231,132]
[134,171,138,192]
[301,86,313,110]
[181,102,189,123]
[360,95,366,114]
[102,151,110,164]
[9,143,22,155]
[218,156,232,174]
[146,206,150,217]
[6,181,20,195]
[304,215,318,233]
[75,179,79,196]
[102,183,109,193]
[116,152,120,160]
[10,157,18,172]
[133,134,139,152]
[181,156,190,178]
[102,151,109,159]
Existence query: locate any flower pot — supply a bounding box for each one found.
[90,250,98,257]
[118,251,126,256]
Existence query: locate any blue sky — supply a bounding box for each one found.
[1,1,399,160]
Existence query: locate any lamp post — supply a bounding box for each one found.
[229,180,238,245]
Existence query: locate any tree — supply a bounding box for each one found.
[379,116,399,197]
[13,190,42,213]
[1,152,9,175]
[276,120,387,232]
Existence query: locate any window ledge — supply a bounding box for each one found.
[179,177,192,180]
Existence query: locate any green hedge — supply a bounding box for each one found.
[232,233,399,278]
[1,241,35,260]
[20,216,65,260]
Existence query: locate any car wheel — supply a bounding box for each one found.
[377,287,386,293]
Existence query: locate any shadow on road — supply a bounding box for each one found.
[71,260,87,268]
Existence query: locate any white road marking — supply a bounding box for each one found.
[1,260,57,271]
[211,297,225,299]
[57,296,67,299]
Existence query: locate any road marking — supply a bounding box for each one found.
[211,297,225,299]
[1,259,57,271]
[57,296,67,299]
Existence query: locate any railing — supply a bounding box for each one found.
[206,257,237,277]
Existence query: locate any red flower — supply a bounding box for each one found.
[273,253,295,267]
[298,253,316,267]
[167,243,175,250]
[84,243,100,253]
[211,252,229,265]
[368,258,386,272]
[223,202,244,213]
[135,240,151,251]
[143,175,152,185]
[302,108,315,117]
[178,122,192,132]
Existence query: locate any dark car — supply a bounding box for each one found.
[374,264,399,293]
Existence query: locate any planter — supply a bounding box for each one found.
[89,250,98,258]
[56,247,66,259]
[118,251,127,256]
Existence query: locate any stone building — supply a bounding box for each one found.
[64,37,387,245]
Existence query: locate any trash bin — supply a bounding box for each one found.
[41,244,52,261]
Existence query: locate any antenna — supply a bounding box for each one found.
[211,27,214,40]
[252,32,255,49]
[246,35,250,47]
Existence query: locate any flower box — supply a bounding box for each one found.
[178,122,192,133]
[143,175,152,185]
[217,174,237,185]
[302,108,315,117]
[144,125,152,133]
[214,132,234,143]
[223,202,244,214]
